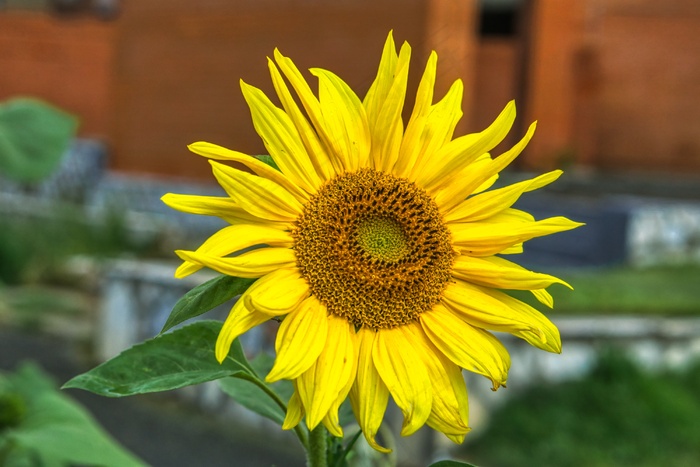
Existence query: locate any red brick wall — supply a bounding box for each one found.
[473,38,518,155]
[593,4,700,171]
[0,12,116,138]
[522,0,700,173]
[111,0,430,179]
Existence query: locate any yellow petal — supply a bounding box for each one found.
[309,68,371,172]
[532,288,554,308]
[478,286,562,353]
[372,326,432,436]
[363,32,398,125]
[268,58,336,181]
[421,305,510,389]
[349,328,391,453]
[282,383,305,430]
[215,293,271,363]
[187,141,309,202]
[418,100,516,190]
[393,51,437,178]
[446,170,563,223]
[403,323,470,436]
[451,255,572,291]
[431,153,491,205]
[297,315,356,430]
[442,279,536,335]
[449,216,584,257]
[484,208,535,223]
[161,193,290,229]
[176,247,296,279]
[322,330,359,438]
[364,33,411,172]
[240,80,322,193]
[175,224,293,278]
[436,121,538,213]
[210,160,303,221]
[266,296,328,382]
[443,433,467,444]
[501,243,524,254]
[274,49,347,175]
[405,79,464,182]
[244,267,309,315]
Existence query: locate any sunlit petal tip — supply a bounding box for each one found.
[445,431,470,444]
[173,262,198,279]
[321,415,344,438]
[174,249,194,262]
[282,390,304,430]
[491,378,508,391]
[186,141,202,152]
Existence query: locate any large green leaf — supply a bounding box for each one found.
[218,352,293,425]
[63,321,252,397]
[218,376,286,425]
[3,363,145,467]
[160,275,255,334]
[0,97,78,183]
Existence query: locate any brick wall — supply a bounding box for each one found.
[522,0,700,173]
[111,0,431,179]
[0,12,115,138]
[593,4,700,171]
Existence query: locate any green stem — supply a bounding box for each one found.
[334,429,362,467]
[237,373,308,450]
[307,424,328,467]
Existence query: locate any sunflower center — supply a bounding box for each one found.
[356,217,408,262]
[293,168,454,330]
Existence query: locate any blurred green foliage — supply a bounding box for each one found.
[0,97,78,183]
[512,265,700,315]
[0,362,145,466]
[464,351,700,467]
[0,208,160,285]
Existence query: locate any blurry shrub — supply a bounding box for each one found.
[0,362,144,466]
[0,97,78,183]
[0,223,34,285]
[464,351,700,467]
[0,208,161,285]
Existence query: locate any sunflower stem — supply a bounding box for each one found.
[236,373,308,449]
[307,425,328,467]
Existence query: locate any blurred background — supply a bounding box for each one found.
[0,0,699,466]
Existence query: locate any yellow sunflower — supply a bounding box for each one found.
[162,32,582,451]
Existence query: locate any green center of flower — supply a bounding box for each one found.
[293,168,454,330]
[356,217,408,262]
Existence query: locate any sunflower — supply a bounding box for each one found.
[162,32,582,451]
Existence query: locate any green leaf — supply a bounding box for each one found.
[249,352,294,401]
[63,320,252,397]
[429,461,479,467]
[160,275,254,334]
[218,352,294,426]
[218,377,286,425]
[0,97,78,183]
[256,154,279,171]
[5,363,145,467]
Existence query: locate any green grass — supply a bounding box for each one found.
[512,265,700,316]
[461,351,700,467]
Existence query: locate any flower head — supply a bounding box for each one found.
[163,32,582,451]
